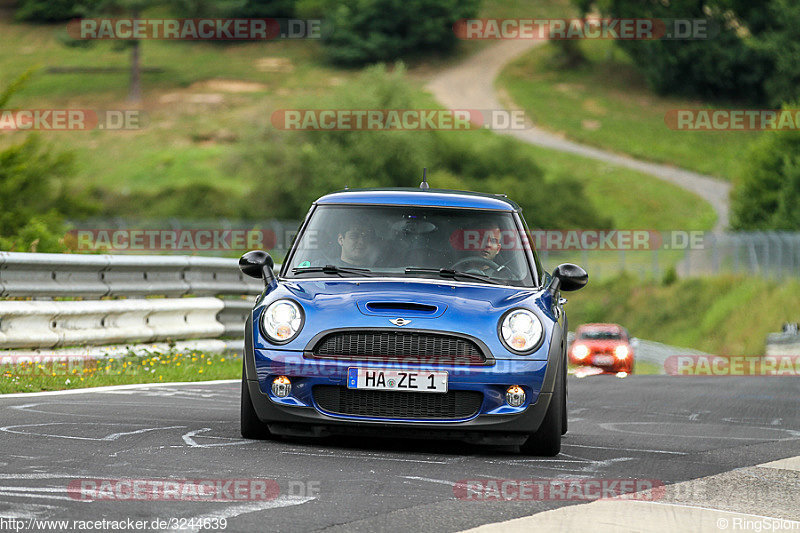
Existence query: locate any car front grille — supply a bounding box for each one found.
[312,386,483,420]
[308,330,488,365]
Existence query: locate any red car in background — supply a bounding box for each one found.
[569,323,634,374]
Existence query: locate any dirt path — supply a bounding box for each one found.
[426,40,732,232]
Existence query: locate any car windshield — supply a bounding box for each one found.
[579,330,623,340]
[284,204,535,287]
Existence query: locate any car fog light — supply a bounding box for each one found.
[616,371,628,379]
[506,385,526,407]
[272,376,291,397]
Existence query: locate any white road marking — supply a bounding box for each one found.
[181,428,253,448]
[599,421,800,440]
[170,495,315,533]
[401,476,461,487]
[0,379,238,399]
[561,443,687,455]
[0,491,77,502]
[0,486,66,493]
[0,422,185,441]
[7,401,234,420]
[0,474,94,480]
[103,426,187,441]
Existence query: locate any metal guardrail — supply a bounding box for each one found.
[0,252,265,298]
[0,252,272,351]
[0,298,225,349]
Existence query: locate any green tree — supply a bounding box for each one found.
[752,0,800,106]
[580,0,800,105]
[174,0,296,18]
[732,105,800,230]
[587,0,768,103]
[314,0,480,65]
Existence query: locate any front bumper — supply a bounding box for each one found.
[243,318,563,442]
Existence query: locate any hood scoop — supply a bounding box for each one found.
[358,300,446,318]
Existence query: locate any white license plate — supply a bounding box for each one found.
[593,355,615,366]
[347,368,448,393]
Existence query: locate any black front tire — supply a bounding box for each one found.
[241,367,273,440]
[520,361,563,456]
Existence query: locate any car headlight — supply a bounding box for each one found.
[499,309,543,354]
[261,299,304,344]
[614,345,629,360]
[573,344,590,360]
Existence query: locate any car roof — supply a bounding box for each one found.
[578,323,626,331]
[315,188,521,211]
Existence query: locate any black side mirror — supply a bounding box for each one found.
[239,250,275,284]
[547,263,588,293]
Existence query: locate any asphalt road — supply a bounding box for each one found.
[1,376,798,532]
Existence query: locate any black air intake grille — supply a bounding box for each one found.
[313,386,483,420]
[310,331,487,365]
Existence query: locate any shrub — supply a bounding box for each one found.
[0,137,95,252]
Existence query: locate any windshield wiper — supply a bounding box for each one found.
[292,265,376,277]
[404,267,501,285]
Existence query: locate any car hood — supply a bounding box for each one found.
[254,279,557,359]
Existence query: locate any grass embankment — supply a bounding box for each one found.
[1,351,241,393]
[567,275,800,355]
[499,39,759,180]
[630,360,662,375]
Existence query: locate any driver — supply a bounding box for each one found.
[338,222,378,267]
[478,225,502,263]
[451,223,506,276]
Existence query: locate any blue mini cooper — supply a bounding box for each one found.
[238,186,587,455]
